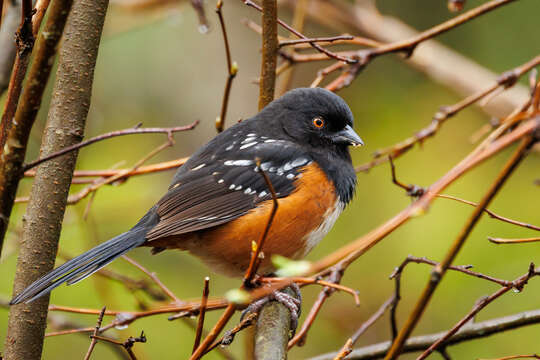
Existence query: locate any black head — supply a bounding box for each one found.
[258,87,363,150]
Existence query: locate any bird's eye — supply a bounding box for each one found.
[312,117,324,128]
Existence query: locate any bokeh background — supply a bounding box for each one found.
[1,0,539,358]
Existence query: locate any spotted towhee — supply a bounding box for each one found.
[10,87,363,305]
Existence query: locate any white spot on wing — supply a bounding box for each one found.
[229,184,236,190]
[191,163,205,171]
[239,142,257,150]
[218,179,224,184]
[235,185,242,190]
[259,191,267,197]
[224,160,253,166]
[286,173,295,180]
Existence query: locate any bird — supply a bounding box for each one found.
[10,87,363,306]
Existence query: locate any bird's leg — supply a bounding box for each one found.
[242,282,302,334]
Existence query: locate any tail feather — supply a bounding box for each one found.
[10,229,146,305]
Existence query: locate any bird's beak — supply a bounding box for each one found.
[333,125,364,147]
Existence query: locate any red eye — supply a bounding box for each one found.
[313,117,324,128]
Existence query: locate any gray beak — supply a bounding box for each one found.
[333,125,364,147]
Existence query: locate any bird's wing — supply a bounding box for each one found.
[146,140,312,240]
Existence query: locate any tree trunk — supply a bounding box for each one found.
[4,0,109,358]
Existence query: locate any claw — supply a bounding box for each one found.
[241,283,302,336]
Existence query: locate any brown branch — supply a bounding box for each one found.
[31,0,50,35]
[0,0,34,150]
[0,0,73,258]
[488,236,540,244]
[22,121,199,171]
[24,158,188,182]
[356,54,540,172]
[385,134,536,359]
[417,264,540,359]
[257,0,278,109]
[215,0,237,132]
[306,309,540,360]
[83,307,107,360]
[391,256,512,288]
[205,312,258,353]
[278,35,353,47]
[355,0,518,68]
[192,277,210,353]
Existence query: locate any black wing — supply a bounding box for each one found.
[146,137,312,240]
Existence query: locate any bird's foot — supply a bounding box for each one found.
[242,283,302,334]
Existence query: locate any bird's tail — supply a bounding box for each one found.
[10,228,147,305]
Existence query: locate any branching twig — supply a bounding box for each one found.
[385,134,536,359]
[356,54,540,172]
[243,0,356,65]
[83,306,106,360]
[22,121,199,171]
[417,264,540,359]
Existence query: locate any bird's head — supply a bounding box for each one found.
[261,87,364,150]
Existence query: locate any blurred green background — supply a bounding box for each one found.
[1,0,539,358]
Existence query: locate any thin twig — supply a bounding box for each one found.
[243,160,279,286]
[488,236,540,244]
[193,277,210,353]
[22,121,199,171]
[215,0,237,132]
[288,267,346,348]
[333,296,396,360]
[121,255,180,302]
[83,306,106,360]
[278,35,353,47]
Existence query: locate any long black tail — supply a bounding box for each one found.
[10,228,147,305]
